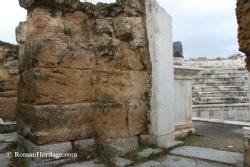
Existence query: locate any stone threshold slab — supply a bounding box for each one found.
[169,146,243,166]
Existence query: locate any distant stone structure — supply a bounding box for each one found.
[0,41,18,122]
[186,55,250,122]
[16,0,178,166]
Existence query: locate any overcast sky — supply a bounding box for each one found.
[0,0,240,58]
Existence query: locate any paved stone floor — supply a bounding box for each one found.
[164,146,243,167]
[0,121,245,167]
[182,121,244,152]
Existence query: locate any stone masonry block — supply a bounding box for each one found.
[19,0,80,10]
[17,103,97,145]
[19,39,96,72]
[94,104,129,142]
[18,68,96,105]
[95,71,150,104]
[18,134,73,163]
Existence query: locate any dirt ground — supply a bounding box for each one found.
[179,121,245,153]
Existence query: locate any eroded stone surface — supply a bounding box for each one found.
[133,160,164,167]
[236,0,250,70]
[17,0,151,149]
[103,137,139,157]
[169,146,243,166]
[0,41,18,121]
[138,148,163,158]
[19,0,80,10]
[62,161,105,167]
[73,139,95,152]
[17,103,96,145]
[111,157,133,167]
[0,132,17,143]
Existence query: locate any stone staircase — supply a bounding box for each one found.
[191,65,250,122]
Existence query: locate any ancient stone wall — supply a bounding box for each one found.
[186,55,250,122]
[236,0,250,71]
[16,0,152,158]
[0,41,18,121]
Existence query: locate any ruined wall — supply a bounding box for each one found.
[236,0,250,71]
[0,41,18,121]
[16,0,151,151]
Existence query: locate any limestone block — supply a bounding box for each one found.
[139,135,155,145]
[18,134,73,163]
[96,44,147,71]
[138,148,163,158]
[236,0,250,59]
[19,39,96,72]
[103,137,139,156]
[18,68,96,105]
[0,79,18,91]
[17,103,97,145]
[96,18,114,35]
[95,71,150,104]
[0,97,17,120]
[19,0,80,10]
[16,22,27,44]
[127,102,147,136]
[113,17,146,47]
[73,139,95,152]
[25,8,66,40]
[111,157,133,167]
[0,90,16,98]
[94,104,129,142]
[0,97,17,107]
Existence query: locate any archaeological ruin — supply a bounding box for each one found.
[0,41,18,121]
[0,0,249,166]
[187,55,249,122]
[13,0,182,166]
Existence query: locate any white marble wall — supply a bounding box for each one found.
[174,65,202,137]
[146,0,176,148]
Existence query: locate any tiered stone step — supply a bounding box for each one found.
[192,67,249,122]
[193,86,248,92]
[193,91,247,98]
[192,103,250,121]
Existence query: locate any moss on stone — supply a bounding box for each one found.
[99,94,118,107]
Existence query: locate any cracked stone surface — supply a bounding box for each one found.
[138,148,163,158]
[111,157,133,167]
